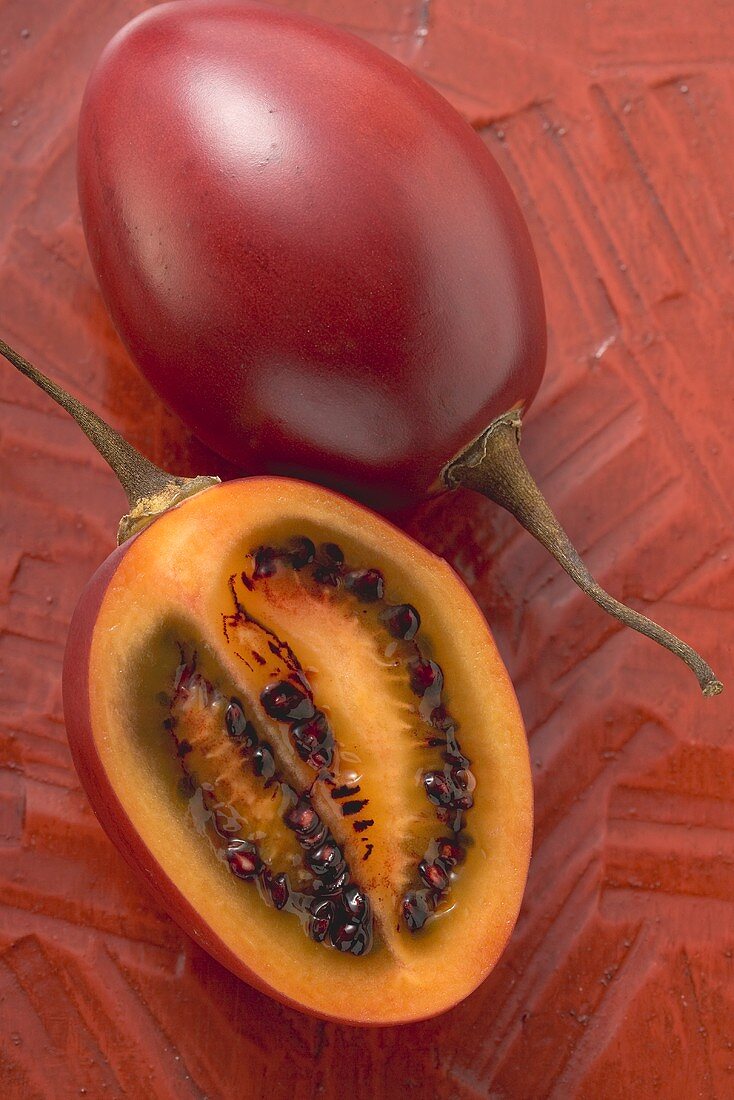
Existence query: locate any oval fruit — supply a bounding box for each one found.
[64,477,532,1024]
[77,0,546,511]
[75,4,722,695]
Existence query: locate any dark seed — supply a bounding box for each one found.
[344,568,384,602]
[419,859,450,892]
[313,565,341,587]
[313,867,349,895]
[309,916,330,943]
[291,712,330,760]
[436,837,464,866]
[307,840,343,877]
[343,883,367,919]
[287,536,315,569]
[176,739,192,757]
[410,659,443,695]
[382,603,420,640]
[403,890,431,931]
[299,822,328,850]
[260,680,313,721]
[451,767,477,795]
[226,841,261,880]
[330,919,361,952]
[253,545,278,579]
[225,699,247,738]
[252,742,276,779]
[284,798,318,835]
[242,723,259,750]
[309,898,334,943]
[322,542,345,565]
[423,770,453,806]
[225,700,258,749]
[309,741,334,770]
[269,872,290,910]
[349,927,371,956]
[320,859,348,887]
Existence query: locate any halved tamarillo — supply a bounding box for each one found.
[1,338,532,1025]
[77,0,722,697]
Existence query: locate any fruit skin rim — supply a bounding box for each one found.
[61,475,534,1026]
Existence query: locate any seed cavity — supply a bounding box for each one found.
[172,533,479,946]
[168,663,372,956]
[283,794,372,951]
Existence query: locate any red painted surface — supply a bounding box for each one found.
[0,1,732,1097]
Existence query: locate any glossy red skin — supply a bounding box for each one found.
[78,1,546,510]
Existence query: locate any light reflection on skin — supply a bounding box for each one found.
[186,62,291,173]
[123,65,293,315]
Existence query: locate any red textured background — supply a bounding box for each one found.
[1,1,732,1097]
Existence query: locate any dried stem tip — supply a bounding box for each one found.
[0,337,220,543]
[443,411,722,698]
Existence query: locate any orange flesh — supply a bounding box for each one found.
[168,681,312,886]
[82,478,532,1023]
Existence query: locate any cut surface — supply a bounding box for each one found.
[64,478,532,1024]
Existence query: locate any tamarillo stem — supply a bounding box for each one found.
[443,411,723,698]
[0,337,219,544]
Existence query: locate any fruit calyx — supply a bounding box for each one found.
[443,411,723,698]
[0,337,220,543]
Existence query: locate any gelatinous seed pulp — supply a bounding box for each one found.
[168,663,371,955]
[164,534,478,950]
[241,536,477,932]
